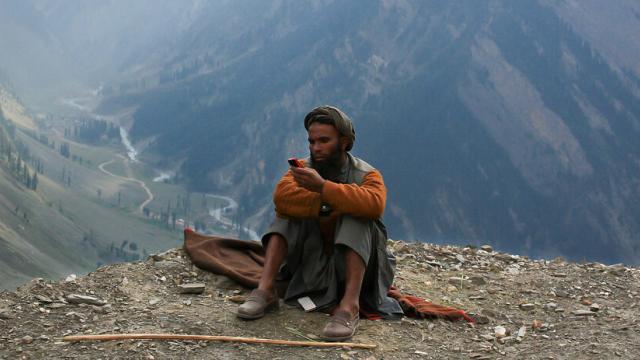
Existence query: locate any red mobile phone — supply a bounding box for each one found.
[288,157,303,168]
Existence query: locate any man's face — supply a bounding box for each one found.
[307,123,346,165]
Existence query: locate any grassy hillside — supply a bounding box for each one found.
[0,91,189,290]
[0,87,35,130]
[0,165,88,289]
[0,80,246,290]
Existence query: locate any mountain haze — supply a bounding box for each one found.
[1,1,640,265]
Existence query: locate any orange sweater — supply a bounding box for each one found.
[273,159,387,220]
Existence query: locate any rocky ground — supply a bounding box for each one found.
[1,240,639,359]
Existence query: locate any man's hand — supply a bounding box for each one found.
[290,166,326,193]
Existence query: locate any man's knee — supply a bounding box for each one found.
[263,232,287,250]
[334,215,375,266]
[335,215,374,243]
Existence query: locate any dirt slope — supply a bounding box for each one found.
[1,241,639,359]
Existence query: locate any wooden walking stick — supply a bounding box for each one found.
[62,333,377,349]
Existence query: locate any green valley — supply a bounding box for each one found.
[0,87,243,290]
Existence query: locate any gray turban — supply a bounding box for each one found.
[303,105,356,151]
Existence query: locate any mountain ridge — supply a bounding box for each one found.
[92,1,640,264]
[0,1,639,265]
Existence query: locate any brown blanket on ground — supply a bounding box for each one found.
[183,228,473,323]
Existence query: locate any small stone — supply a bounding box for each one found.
[35,295,53,303]
[532,319,543,330]
[554,289,569,298]
[414,350,428,356]
[543,302,557,311]
[494,325,507,338]
[150,253,165,261]
[519,303,535,311]
[590,303,601,312]
[506,266,520,275]
[480,334,495,341]
[65,274,77,282]
[455,254,466,263]
[178,283,205,294]
[516,326,526,342]
[551,273,567,278]
[580,298,593,306]
[227,295,246,304]
[21,335,34,344]
[149,298,161,306]
[469,276,487,286]
[393,242,410,254]
[65,311,87,321]
[470,353,492,360]
[66,294,106,306]
[0,311,14,319]
[425,260,443,268]
[480,245,493,252]
[153,260,180,270]
[571,310,596,317]
[555,308,565,313]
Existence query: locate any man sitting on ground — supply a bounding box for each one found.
[237,105,401,341]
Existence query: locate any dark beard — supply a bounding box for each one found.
[311,143,345,181]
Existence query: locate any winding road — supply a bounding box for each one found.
[60,94,258,239]
[98,155,154,213]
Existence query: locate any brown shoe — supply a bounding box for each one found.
[237,288,279,320]
[321,310,360,341]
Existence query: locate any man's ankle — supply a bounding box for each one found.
[336,303,359,318]
[257,284,275,295]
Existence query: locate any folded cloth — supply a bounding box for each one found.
[183,228,264,288]
[183,228,474,323]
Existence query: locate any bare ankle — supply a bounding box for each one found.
[337,303,359,317]
[257,284,275,295]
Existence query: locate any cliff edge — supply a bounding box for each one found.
[1,241,639,359]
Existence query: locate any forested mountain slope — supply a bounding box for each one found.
[107,1,640,263]
[1,0,639,264]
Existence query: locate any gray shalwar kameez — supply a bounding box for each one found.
[262,154,402,317]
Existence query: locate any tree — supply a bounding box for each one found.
[31,173,38,190]
[60,142,70,158]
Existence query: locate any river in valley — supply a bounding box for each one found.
[59,93,259,240]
